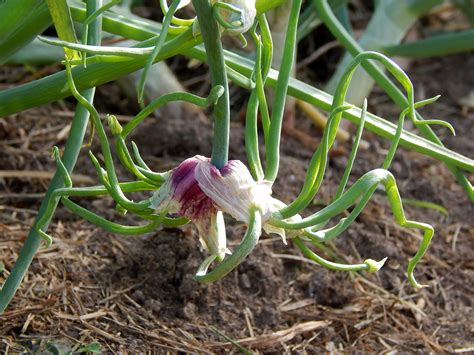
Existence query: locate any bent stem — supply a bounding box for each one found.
[293,237,386,273]
[279,51,452,219]
[271,169,434,289]
[195,207,262,283]
[112,86,223,184]
[65,61,152,213]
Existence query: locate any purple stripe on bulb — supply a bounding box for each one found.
[220,160,240,176]
[169,156,216,221]
[171,157,199,186]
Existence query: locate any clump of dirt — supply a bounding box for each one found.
[303,269,356,308]
[131,111,214,159]
[103,226,287,331]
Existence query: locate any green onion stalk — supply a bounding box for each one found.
[192,0,231,168]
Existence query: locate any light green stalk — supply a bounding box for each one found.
[265,0,302,182]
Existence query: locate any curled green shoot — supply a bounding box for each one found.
[279,51,453,220]
[382,95,441,170]
[276,104,352,220]
[330,52,454,147]
[60,197,166,234]
[160,0,195,28]
[310,96,443,242]
[294,237,387,273]
[249,21,271,141]
[35,147,172,241]
[244,25,265,181]
[122,85,224,137]
[112,86,224,185]
[335,99,368,199]
[244,15,273,181]
[302,100,368,235]
[213,2,245,32]
[270,168,434,289]
[245,91,265,181]
[65,59,153,213]
[107,117,161,187]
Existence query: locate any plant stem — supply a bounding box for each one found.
[265,0,302,182]
[0,0,103,314]
[192,0,230,169]
[383,29,474,58]
[0,29,198,116]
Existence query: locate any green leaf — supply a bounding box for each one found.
[0,1,51,65]
[383,29,474,58]
[77,342,102,353]
[46,0,81,60]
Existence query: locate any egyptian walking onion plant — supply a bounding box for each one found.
[0,0,473,313]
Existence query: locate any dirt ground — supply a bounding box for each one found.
[1,30,473,355]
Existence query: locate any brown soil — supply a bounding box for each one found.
[0,50,473,353]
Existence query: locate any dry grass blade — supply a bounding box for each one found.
[0,299,56,320]
[208,321,330,349]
